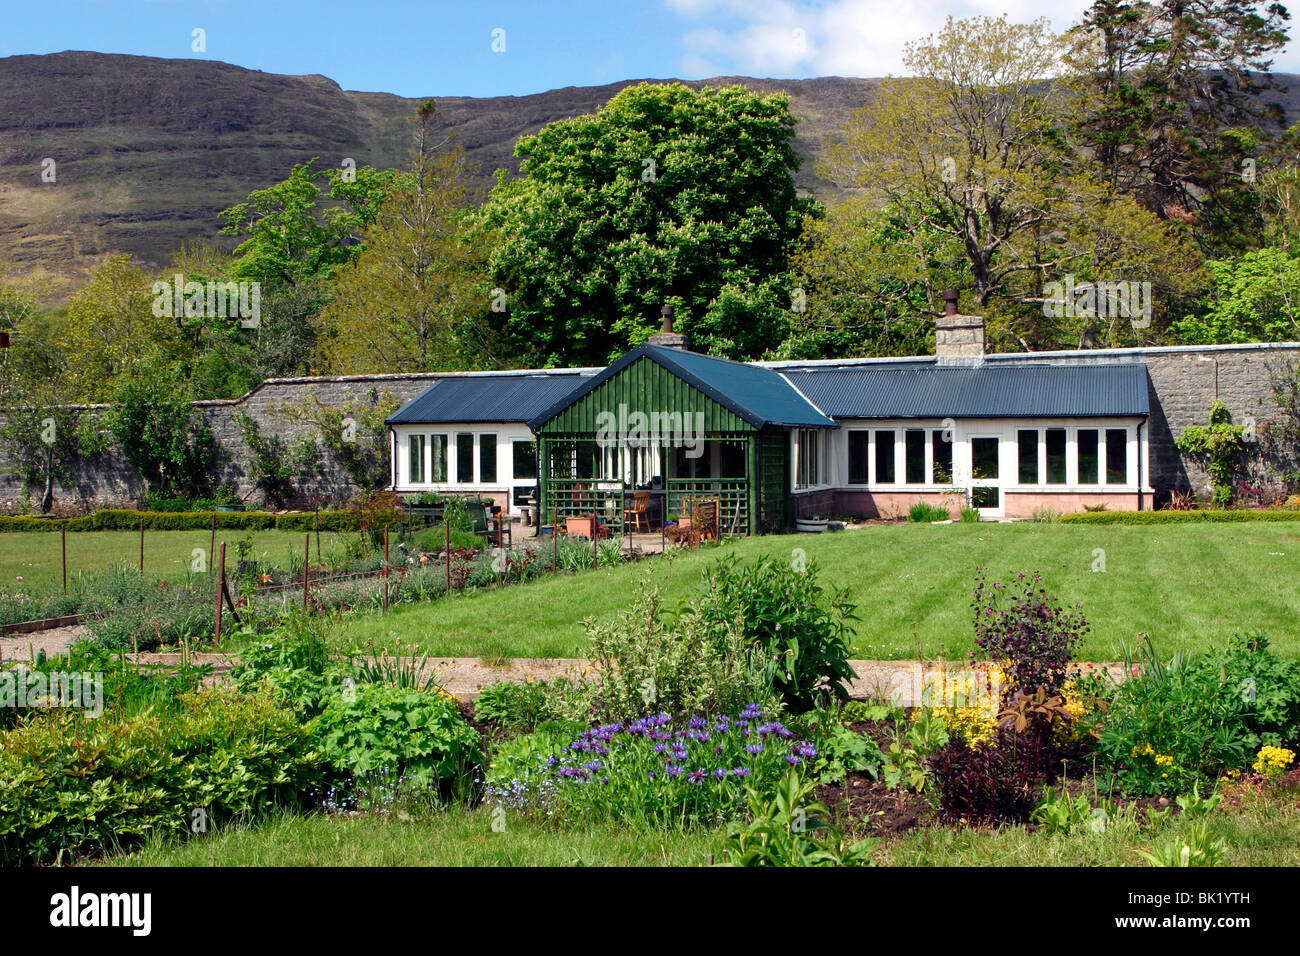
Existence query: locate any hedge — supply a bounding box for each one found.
[1058,509,1300,525]
[0,509,377,533]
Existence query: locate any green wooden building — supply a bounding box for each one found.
[525,343,838,535]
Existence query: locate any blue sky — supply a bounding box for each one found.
[4,0,1298,97]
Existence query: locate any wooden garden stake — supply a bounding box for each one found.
[138,517,144,572]
[552,507,558,573]
[383,525,390,612]
[303,533,310,610]
[314,507,321,563]
[592,506,598,569]
[445,514,451,595]
[214,541,226,642]
[61,523,67,595]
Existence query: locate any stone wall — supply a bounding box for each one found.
[3,343,1297,513]
[0,373,447,511]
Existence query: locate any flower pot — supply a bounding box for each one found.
[795,517,828,533]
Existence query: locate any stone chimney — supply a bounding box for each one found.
[647,304,689,349]
[935,290,984,365]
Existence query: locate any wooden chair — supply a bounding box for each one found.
[623,491,651,533]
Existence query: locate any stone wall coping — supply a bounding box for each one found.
[758,340,1300,369]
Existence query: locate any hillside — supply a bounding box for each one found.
[0,52,889,301]
[4,52,1300,303]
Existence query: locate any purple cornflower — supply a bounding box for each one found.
[731,767,751,777]
[712,768,728,779]
[746,743,763,755]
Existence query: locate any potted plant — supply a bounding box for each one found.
[214,481,245,512]
[795,514,829,533]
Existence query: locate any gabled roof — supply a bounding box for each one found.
[526,344,838,431]
[386,370,597,425]
[778,362,1150,419]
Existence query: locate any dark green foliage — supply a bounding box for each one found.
[473,679,555,735]
[691,554,858,712]
[1057,509,1300,524]
[0,685,323,865]
[1098,634,1300,795]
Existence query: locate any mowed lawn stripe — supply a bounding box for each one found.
[338,523,1300,661]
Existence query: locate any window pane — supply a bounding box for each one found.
[478,434,497,483]
[848,432,869,484]
[905,429,925,484]
[972,486,999,509]
[512,440,537,480]
[1106,429,1128,484]
[972,437,998,480]
[1017,430,1038,484]
[1046,428,1067,484]
[1077,430,1099,485]
[408,435,424,484]
[932,431,953,484]
[431,435,447,482]
[456,433,474,483]
[875,431,895,483]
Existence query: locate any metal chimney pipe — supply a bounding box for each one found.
[660,304,674,334]
[941,289,959,316]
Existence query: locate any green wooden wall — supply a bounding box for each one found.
[759,427,790,532]
[536,356,754,435]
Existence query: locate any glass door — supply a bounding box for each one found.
[970,436,1002,518]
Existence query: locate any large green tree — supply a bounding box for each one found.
[217,159,397,379]
[1070,0,1291,252]
[818,15,1203,351]
[480,82,815,365]
[314,102,497,373]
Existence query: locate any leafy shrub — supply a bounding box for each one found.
[691,554,858,712]
[882,706,950,791]
[1058,510,1300,524]
[971,570,1088,698]
[0,685,322,865]
[908,501,951,522]
[316,683,480,795]
[412,524,483,553]
[811,723,884,784]
[1097,634,1300,796]
[576,584,774,723]
[487,704,815,827]
[928,728,1057,826]
[719,771,876,866]
[474,680,555,734]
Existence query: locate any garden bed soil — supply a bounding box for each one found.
[819,772,934,837]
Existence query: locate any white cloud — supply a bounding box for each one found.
[666,0,1300,77]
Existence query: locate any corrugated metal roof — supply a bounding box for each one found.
[387,372,595,424]
[527,345,838,431]
[778,363,1149,419]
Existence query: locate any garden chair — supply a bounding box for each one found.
[624,491,651,533]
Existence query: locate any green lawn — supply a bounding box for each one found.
[338,523,1300,661]
[0,529,355,592]
[109,808,719,867]
[106,791,1300,867]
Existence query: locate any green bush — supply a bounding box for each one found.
[274,511,361,532]
[316,683,481,793]
[576,584,775,722]
[0,685,322,865]
[908,501,951,522]
[691,554,859,712]
[1059,510,1300,524]
[412,524,483,553]
[473,679,556,734]
[1097,634,1300,795]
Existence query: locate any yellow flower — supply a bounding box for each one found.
[1252,746,1296,778]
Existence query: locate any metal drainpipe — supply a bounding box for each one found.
[1137,420,1145,511]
